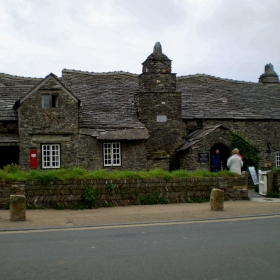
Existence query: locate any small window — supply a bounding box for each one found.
[52,95,58,108]
[42,144,61,169]
[42,95,49,108]
[103,142,121,167]
[275,151,280,168]
[41,95,59,108]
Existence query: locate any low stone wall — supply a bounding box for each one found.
[0,175,248,209]
[0,181,25,209]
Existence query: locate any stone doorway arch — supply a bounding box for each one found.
[210,143,230,171]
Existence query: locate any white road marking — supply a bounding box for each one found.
[1,215,280,235]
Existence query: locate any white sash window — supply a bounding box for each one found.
[42,144,61,168]
[103,142,121,167]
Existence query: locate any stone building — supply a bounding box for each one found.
[0,43,280,171]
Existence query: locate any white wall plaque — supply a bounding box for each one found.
[157,115,167,122]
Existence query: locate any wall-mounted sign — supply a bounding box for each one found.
[157,115,167,122]
[198,153,209,162]
[248,166,259,185]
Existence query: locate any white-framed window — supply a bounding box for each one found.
[275,150,280,168]
[103,142,121,167]
[42,144,61,169]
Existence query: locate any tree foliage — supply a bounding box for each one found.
[230,132,259,168]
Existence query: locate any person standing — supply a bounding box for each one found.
[227,148,243,175]
[211,149,222,172]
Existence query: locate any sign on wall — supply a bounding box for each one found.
[198,153,209,162]
[248,166,259,185]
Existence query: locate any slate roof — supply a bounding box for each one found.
[79,128,149,140]
[0,73,41,120]
[177,74,280,120]
[62,69,144,129]
[18,73,79,105]
[177,125,228,151]
[2,68,280,125]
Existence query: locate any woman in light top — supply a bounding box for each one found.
[227,148,243,175]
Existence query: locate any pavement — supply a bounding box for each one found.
[0,189,280,231]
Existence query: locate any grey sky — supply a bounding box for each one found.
[0,0,279,82]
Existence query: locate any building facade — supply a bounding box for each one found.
[0,43,280,171]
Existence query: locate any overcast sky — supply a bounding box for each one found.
[0,0,279,82]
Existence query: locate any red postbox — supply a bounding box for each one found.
[30,149,37,168]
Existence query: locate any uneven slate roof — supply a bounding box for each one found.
[79,128,148,140]
[0,73,41,120]
[62,69,144,129]
[178,74,280,119]
[177,125,228,151]
[18,73,80,105]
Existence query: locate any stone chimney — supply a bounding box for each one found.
[259,63,279,84]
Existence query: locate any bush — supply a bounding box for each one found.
[0,167,239,182]
[81,186,98,209]
[230,132,259,168]
[3,163,21,173]
[140,191,169,205]
[266,191,280,198]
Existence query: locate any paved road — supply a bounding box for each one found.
[1,216,280,280]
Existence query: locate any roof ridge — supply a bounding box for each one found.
[0,72,42,80]
[62,69,138,77]
[177,73,257,84]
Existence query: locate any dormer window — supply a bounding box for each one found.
[41,94,59,108]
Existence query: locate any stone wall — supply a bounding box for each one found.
[77,135,147,171]
[0,175,248,209]
[136,84,186,170]
[202,119,280,169]
[0,121,18,134]
[179,126,230,171]
[0,181,25,208]
[17,76,79,170]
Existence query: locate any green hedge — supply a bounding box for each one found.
[0,164,238,182]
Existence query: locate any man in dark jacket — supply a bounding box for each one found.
[211,149,222,172]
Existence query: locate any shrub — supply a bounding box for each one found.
[230,132,260,168]
[0,167,239,182]
[140,191,169,205]
[81,186,98,209]
[266,191,280,198]
[3,163,21,173]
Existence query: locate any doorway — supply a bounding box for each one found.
[210,143,230,171]
[0,146,19,169]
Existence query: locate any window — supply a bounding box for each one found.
[103,142,121,166]
[42,95,49,108]
[41,95,59,108]
[52,95,58,107]
[42,144,61,168]
[275,151,280,168]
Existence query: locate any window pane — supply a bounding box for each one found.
[42,95,49,108]
[52,95,58,108]
[42,144,60,169]
[103,142,121,166]
[275,151,280,168]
